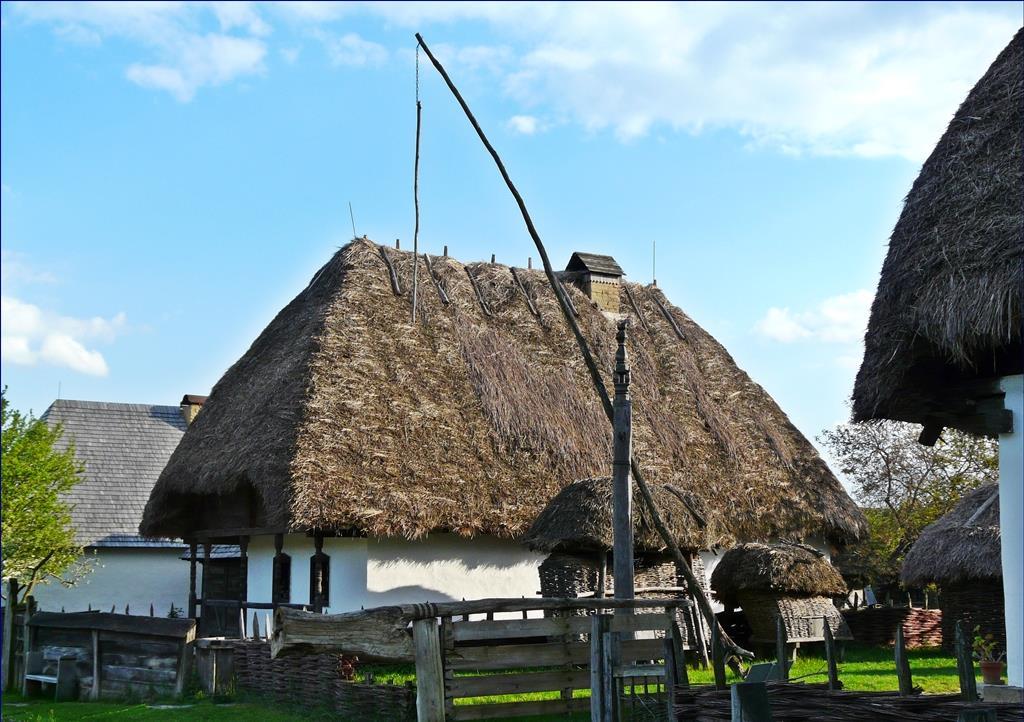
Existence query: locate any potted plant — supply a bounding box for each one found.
[973,626,1006,685]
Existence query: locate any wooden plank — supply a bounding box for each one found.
[823,620,840,691]
[450,616,591,642]
[449,669,590,698]
[601,631,617,722]
[450,697,589,721]
[447,638,665,672]
[29,612,195,639]
[2,578,16,692]
[173,639,191,698]
[730,682,772,722]
[613,663,665,678]
[103,665,177,684]
[609,613,674,634]
[955,619,978,702]
[90,630,100,701]
[590,614,608,722]
[413,619,445,722]
[895,624,913,696]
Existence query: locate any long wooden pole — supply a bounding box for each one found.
[412,54,422,323]
[612,320,635,605]
[414,31,751,661]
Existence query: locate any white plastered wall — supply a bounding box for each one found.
[999,374,1022,687]
[30,548,189,614]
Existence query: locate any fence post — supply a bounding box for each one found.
[823,620,840,691]
[2,578,17,692]
[955,620,978,702]
[895,624,913,695]
[711,618,727,690]
[412,618,445,722]
[730,682,773,721]
[774,616,788,681]
[590,614,609,722]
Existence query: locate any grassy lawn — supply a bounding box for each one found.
[2,645,974,721]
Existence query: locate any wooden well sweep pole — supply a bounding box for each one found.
[414,31,751,661]
[612,320,635,605]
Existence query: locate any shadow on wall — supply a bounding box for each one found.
[363,586,458,607]
[368,533,546,572]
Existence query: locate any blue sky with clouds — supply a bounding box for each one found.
[2,2,1021,473]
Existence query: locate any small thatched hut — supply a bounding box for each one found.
[902,484,1003,652]
[523,477,709,597]
[141,238,864,614]
[852,28,1021,685]
[710,543,851,645]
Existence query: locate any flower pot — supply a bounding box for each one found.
[980,660,1004,685]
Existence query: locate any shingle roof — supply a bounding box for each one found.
[564,252,624,277]
[43,400,187,549]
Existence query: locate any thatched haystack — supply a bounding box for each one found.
[853,29,1022,434]
[711,543,851,643]
[141,238,864,546]
[902,484,1003,651]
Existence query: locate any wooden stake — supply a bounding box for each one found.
[414,30,751,661]
[711,619,727,690]
[895,624,913,695]
[412,619,445,721]
[824,620,840,690]
[955,620,978,702]
[775,616,788,681]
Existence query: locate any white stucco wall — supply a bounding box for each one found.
[30,548,189,614]
[246,533,545,615]
[999,374,1022,687]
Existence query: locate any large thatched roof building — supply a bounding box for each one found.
[141,238,863,614]
[902,484,1003,651]
[852,29,1022,437]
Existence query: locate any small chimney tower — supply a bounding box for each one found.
[562,252,624,315]
[180,394,208,425]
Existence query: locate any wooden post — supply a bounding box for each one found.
[611,320,634,607]
[595,552,606,599]
[895,624,913,695]
[20,595,35,696]
[590,614,609,722]
[711,617,727,690]
[90,629,101,700]
[602,630,621,722]
[239,535,249,636]
[311,532,328,614]
[251,612,260,640]
[2,578,17,692]
[955,619,978,702]
[665,617,687,722]
[412,619,445,722]
[775,616,788,681]
[823,620,840,691]
[730,682,773,722]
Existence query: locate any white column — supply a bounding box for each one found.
[999,374,1023,687]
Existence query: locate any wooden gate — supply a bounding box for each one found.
[418,602,686,721]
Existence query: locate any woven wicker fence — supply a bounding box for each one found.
[941,581,1005,653]
[230,640,415,721]
[841,607,943,648]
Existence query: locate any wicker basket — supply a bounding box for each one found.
[738,591,852,643]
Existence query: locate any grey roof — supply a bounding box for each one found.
[565,252,624,277]
[179,545,240,561]
[43,400,188,549]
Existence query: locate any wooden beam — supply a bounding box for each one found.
[412,619,445,722]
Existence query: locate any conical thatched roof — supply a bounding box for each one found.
[901,484,1001,587]
[710,542,848,606]
[853,29,1023,432]
[141,238,865,545]
[522,477,700,553]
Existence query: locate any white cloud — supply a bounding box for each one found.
[508,114,540,135]
[0,296,126,377]
[756,289,873,344]
[0,250,57,286]
[11,1,267,102]
[320,32,387,67]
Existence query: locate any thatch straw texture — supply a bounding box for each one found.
[710,543,847,608]
[141,239,864,544]
[900,484,1001,587]
[524,477,701,552]
[853,29,1023,428]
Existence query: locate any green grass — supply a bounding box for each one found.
[2,645,974,721]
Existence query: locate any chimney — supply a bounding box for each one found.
[180,394,208,425]
[563,252,624,314]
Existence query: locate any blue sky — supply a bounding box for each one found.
[2,2,1021,475]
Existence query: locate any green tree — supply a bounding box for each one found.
[1,390,89,600]
[819,417,997,589]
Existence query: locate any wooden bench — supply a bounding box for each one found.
[24,651,79,701]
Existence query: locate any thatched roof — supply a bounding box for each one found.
[140,238,865,545]
[901,484,1001,587]
[852,29,1023,433]
[710,543,848,605]
[522,477,700,553]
